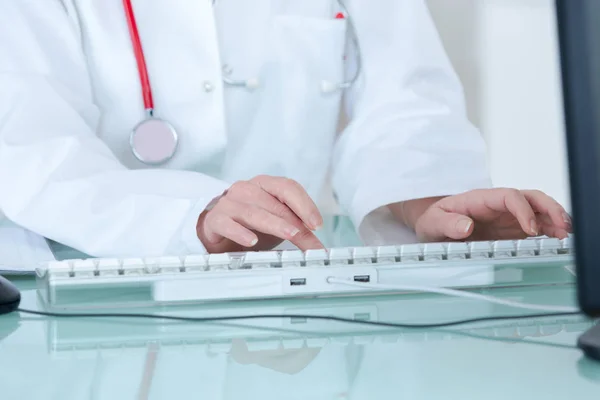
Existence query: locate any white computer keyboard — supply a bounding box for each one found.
[36,237,574,307]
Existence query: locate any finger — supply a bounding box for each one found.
[228,180,303,223]
[415,206,474,242]
[226,181,324,250]
[251,347,321,375]
[538,215,570,239]
[440,189,538,236]
[251,176,322,230]
[487,189,538,236]
[288,227,325,251]
[220,199,303,242]
[228,183,324,250]
[522,190,571,231]
[249,198,324,250]
[540,224,570,239]
[204,211,258,248]
[537,214,569,239]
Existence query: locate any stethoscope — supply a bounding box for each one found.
[123,0,362,165]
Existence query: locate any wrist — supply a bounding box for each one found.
[388,197,443,229]
[195,192,227,253]
[196,210,229,253]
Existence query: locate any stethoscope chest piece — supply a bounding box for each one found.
[130,117,178,165]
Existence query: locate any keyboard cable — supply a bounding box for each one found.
[16,307,580,329]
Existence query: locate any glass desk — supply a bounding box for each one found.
[1,217,600,399]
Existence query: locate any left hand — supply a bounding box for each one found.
[404,189,572,242]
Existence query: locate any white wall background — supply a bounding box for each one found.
[427,0,571,211]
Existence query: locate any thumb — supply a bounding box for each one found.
[416,207,474,241]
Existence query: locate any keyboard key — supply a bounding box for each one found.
[376,246,398,263]
[244,251,279,269]
[208,253,231,270]
[560,237,573,253]
[97,258,121,276]
[143,257,161,274]
[447,242,468,260]
[400,244,421,262]
[516,239,537,257]
[47,260,72,278]
[281,250,304,267]
[183,255,208,272]
[157,256,182,273]
[352,247,374,264]
[493,240,515,258]
[329,248,351,265]
[539,238,561,255]
[122,258,144,275]
[423,243,445,261]
[305,249,328,266]
[469,241,491,259]
[72,259,96,277]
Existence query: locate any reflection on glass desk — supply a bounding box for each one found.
[2,282,600,399]
[1,216,600,399]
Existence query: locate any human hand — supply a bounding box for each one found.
[405,188,572,242]
[230,339,321,375]
[196,175,325,253]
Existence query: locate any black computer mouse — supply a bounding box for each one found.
[0,275,21,315]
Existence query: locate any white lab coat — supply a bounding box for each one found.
[0,0,490,258]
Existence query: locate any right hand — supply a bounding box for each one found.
[230,339,321,375]
[196,175,325,253]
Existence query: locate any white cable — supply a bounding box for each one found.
[327,277,579,313]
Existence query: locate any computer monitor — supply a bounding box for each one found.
[556,0,600,359]
[556,0,600,317]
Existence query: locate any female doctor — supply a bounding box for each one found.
[0,0,571,257]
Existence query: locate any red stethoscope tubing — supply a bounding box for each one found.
[122,0,154,112]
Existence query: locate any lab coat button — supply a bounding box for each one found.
[203,80,214,92]
[222,64,233,76]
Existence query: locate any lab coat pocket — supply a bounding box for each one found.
[267,15,347,198]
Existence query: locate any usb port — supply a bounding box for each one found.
[290,278,306,286]
[353,275,370,283]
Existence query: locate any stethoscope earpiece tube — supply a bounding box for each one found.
[122,0,154,113]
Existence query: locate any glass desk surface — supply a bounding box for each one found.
[1,216,600,400]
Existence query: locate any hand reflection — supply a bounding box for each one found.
[482,325,564,345]
[230,339,321,375]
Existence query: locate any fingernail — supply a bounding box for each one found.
[310,215,323,231]
[249,238,258,247]
[530,219,538,236]
[563,212,572,226]
[287,228,300,237]
[457,219,472,233]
